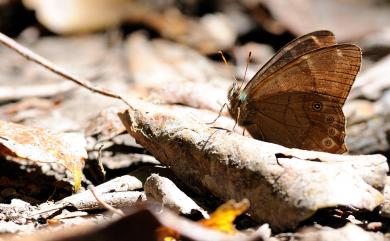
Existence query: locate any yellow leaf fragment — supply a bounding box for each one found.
[199,199,250,234]
[0,120,87,191]
[156,199,250,240]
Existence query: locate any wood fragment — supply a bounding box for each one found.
[144,173,208,218]
[32,175,144,216]
[58,176,145,211]
[47,193,139,215]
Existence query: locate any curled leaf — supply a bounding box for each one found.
[0,120,87,191]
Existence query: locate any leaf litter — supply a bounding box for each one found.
[1,3,390,239]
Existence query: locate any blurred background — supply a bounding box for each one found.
[1,0,390,157]
[3,0,390,52]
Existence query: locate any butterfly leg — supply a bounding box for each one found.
[233,107,241,132]
[202,129,222,151]
[206,103,227,125]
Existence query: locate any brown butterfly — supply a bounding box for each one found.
[228,30,361,154]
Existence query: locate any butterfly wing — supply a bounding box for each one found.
[241,44,361,153]
[246,44,361,105]
[245,30,336,91]
[243,92,346,153]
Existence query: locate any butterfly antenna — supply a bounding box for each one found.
[239,51,252,89]
[218,50,228,66]
[218,50,239,88]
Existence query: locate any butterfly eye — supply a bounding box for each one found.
[326,115,335,123]
[312,102,322,111]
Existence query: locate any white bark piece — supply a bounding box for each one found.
[144,173,208,218]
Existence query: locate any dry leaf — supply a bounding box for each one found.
[0,120,87,191]
[157,199,249,241]
[199,199,249,234]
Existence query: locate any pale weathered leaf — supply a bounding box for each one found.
[0,120,87,191]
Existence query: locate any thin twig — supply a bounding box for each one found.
[28,204,66,217]
[0,32,122,100]
[88,185,125,217]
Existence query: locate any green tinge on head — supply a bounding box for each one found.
[239,91,248,102]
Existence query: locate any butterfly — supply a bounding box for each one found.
[228,30,361,154]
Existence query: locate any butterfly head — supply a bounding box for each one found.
[228,83,248,123]
[228,82,239,104]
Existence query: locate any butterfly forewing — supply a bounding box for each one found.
[245,30,336,91]
[246,44,361,105]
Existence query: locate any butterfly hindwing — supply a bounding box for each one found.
[244,92,347,153]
